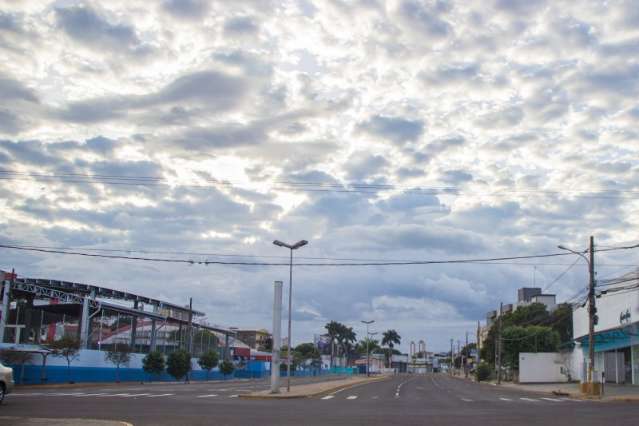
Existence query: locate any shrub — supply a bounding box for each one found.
[197,350,219,380]
[167,350,192,381]
[219,360,234,379]
[475,362,492,382]
[142,351,165,381]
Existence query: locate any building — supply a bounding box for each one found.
[517,287,557,313]
[573,269,639,385]
[233,329,272,351]
[0,271,249,383]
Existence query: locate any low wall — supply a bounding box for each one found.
[519,352,572,383]
[1,345,356,384]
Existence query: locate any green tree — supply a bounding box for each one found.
[142,351,165,381]
[48,335,80,383]
[338,326,357,366]
[197,350,219,380]
[355,338,381,355]
[381,330,401,368]
[104,344,131,383]
[219,360,234,379]
[166,349,192,381]
[0,349,34,384]
[294,343,321,369]
[502,325,560,369]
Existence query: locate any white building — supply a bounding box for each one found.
[573,269,639,384]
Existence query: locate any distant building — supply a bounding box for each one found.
[233,329,272,351]
[518,287,542,303]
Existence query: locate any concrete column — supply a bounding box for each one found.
[225,333,230,361]
[271,281,283,394]
[130,300,138,351]
[0,280,10,343]
[150,319,157,352]
[80,295,90,349]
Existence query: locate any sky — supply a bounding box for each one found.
[0,0,638,352]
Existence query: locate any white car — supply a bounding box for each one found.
[0,361,14,404]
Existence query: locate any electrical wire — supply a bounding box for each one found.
[2,169,639,199]
[0,243,592,267]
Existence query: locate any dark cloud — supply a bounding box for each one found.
[441,170,473,184]
[0,75,38,102]
[398,0,452,39]
[55,5,152,56]
[224,17,259,36]
[56,70,250,124]
[359,115,424,144]
[494,0,546,14]
[0,110,24,134]
[345,153,389,180]
[161,0,210,20]
[419,62,481,85]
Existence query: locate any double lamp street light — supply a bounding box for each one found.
[273,239,308,393]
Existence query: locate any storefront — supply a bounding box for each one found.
[573,274,639,385]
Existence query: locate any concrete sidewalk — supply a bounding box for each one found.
[0,417,132,426]
[499,382,639,401]
[241,375,389,399]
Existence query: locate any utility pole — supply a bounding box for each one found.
[450,339,453,376]
[457,340,461,376]
[464,331,469,378]
[497,302,503,385]
[588,235,596,386]
[476,320,481,366]
[271,281,283,394]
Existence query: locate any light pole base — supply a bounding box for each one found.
[580,382,602,395]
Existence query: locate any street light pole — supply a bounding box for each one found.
[361,320,374,377]
[273,239,308,393]
[558,236,596,389]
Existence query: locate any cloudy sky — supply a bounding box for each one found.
[1,0,638,352]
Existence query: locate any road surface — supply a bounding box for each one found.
[2,373,637,425]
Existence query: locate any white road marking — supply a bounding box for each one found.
[321,395,334,400]
[520,397,538,402]
[122,393,150,397]
[229,394,239,398]
[461,398,473,402]
[499,397,512,401]
[197,394,218,398]
[10,393,43,396]
[561,398,583,402]
[371,396,379,399]
[346,395,358,400]
[73,393,109,397]
[147,393,175,397]
[51,393,85,396]
[541,397,563,402]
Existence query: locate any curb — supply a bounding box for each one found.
[15,378,260,390]
[240,375,390,400]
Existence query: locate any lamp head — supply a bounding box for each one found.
[273,240,287,248]
[291,240,308,250]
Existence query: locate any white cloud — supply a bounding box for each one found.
[1,0,639,352]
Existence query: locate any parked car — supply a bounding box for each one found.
[0,361,14,404]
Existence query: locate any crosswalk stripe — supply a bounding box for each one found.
[321,395,334,400]
[197,394,218,398]
[122,393,150,397]
[461,398,473,402]
[499,398,512,401]
[229,394,239,398]
[541,397,562,402]
[147,393,175,397]
[520,398,538,402]
[346,395,358,400]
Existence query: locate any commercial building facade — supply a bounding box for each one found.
[572,269,639,384]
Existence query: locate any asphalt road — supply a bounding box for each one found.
[2,373,638,425]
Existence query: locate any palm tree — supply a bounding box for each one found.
[340,326,357,366]
[381,329,401,368]
[325,321,342,368]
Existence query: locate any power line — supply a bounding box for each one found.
[2,169,639,199]
[6,242,639,267]
[0,243,592,266]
